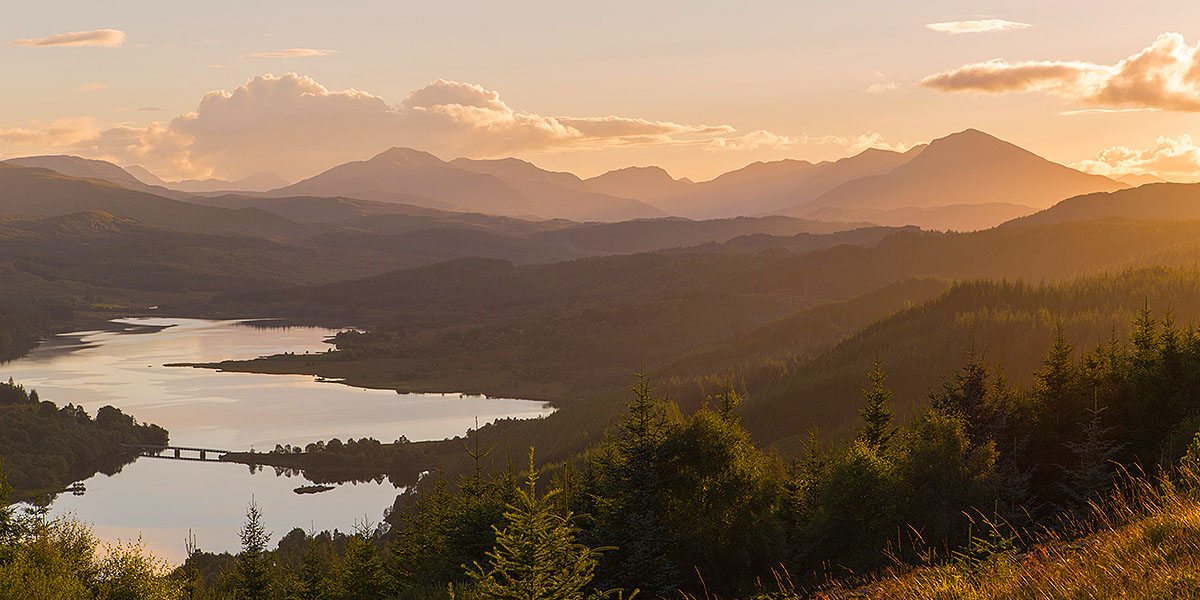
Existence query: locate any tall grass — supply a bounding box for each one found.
[685,463,1200,599]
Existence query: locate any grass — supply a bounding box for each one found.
[800,467,1200,600]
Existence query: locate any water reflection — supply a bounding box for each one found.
[2,317,553,563]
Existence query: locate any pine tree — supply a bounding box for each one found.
[1058,398,1121,507]
[463,450,605,600]
[858,361,896,450]
[337,526,387,600]
[292,538,328,600]
[234,499,275,600]
[594,374,679,594]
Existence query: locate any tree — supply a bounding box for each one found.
[1058,401,1122,507]
[591,374,680,594]
[463,450,605,600]
[292,537,328,600]
[858,361,896,450]
[234,500,274,600]
[336,526,386,600]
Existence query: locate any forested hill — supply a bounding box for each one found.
[0,379,167,501]
[1004,182,1200,227]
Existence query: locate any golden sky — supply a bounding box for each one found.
[4,1,1200,183]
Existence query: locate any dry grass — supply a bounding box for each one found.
[806,468,1200,600]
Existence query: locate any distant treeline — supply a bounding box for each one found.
[0,379,167,501]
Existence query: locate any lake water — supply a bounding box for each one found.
[1,317,553,563]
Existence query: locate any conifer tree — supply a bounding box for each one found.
[292,538,328,600]
[463,450,606,600]
[858,361,896,450]
[337,525,387,600]
[234,499,274,600]
[1058,399,1122,507]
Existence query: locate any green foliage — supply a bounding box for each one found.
[234,500,275,600]
[461,451,605,600]
[858,361,896,450]
[0,379,168,500]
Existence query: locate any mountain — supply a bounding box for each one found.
[162,172,290,193]
[0,163,301,236]
[450,157,665,222]
[805,202,1036,231]
[1004,183,1200,227]
[1117,173,1167,186]
[784,129,1126,215]
[3,155,193,200]
[583,166,694,203]
[651,148,919,219]
[125,164,170,186]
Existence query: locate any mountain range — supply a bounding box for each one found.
[0,128,1137,231]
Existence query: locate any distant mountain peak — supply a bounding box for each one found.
[371,147,446,167]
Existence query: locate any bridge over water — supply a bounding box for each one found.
[125,444,231,462]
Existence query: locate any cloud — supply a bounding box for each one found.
[0,73,779,180]
[867,82,900,94]
[921,33,1200,112]
[139,107,162,112]
[0,117,100,146]
[77,82,106,92]
[242,48,336,58]
[9,29,125,47]
[706,130,908,154]
[925,19,1031,34]
[1075,135,1200,180]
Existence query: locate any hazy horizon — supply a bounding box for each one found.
[5,1,1200,183]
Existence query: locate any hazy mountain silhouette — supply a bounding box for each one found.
[528,216,873,254]
[3,155,193,200]
[784,129,1125,216]
[583,166,694,203]
[127,167,290,193]
[0,163,301,236]
[805,202,1037,231]
[648,148,920,219]
[1116,173,1167,186]
[450,157,664,221]
[1003,182,1200,227]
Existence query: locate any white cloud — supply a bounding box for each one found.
[242,48,336,58]
[0,117,101,146]
[706,130,908,154]
[77,82,106,92]
[921,33,1200,112]
[1075,135,1200,181]
[926,19,1031,34]
[0,73,772,180]
[867,82,900,94]
[9,29,125,47]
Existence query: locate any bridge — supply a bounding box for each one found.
[125,444,232,462]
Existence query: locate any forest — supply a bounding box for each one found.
[10,303,1189,599]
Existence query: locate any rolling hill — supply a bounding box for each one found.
[1003,182,1200,227]
[4,155,193,200]
[0,163,302,236]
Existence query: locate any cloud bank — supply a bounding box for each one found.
[1075,135,1200,180]
[925,19,1031,34]
[921,33,1200,112]
[0,74,826,180]
[9,29,125,47]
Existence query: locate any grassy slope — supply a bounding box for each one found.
[814,474,1200,599]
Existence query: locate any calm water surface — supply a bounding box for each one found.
[2,317,553,563]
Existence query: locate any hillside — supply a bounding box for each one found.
[4,155,193,200]
[0,163,304,237]
[583,166,694,203]
[1004,182,1200,227]
[785,129,1126,215]
[807,202,1036,231]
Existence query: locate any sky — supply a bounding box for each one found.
[4,0,1200,183]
